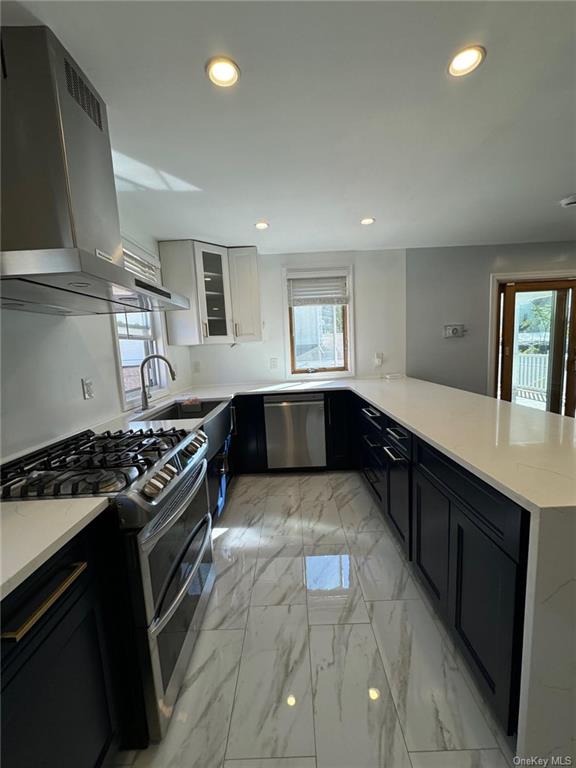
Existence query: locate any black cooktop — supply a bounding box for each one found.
[0,428,189,499]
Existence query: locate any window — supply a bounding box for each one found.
[113,243,168,407]
[286,270,352,374]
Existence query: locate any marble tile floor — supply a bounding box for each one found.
[122,472,512,768]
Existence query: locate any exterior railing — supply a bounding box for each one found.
[513,353,549,393]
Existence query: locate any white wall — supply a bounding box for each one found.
[405,241,576,394]
[0,236,194,458]
[185,249,406,385]
[0,247,404,456]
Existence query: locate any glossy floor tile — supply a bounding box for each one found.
[129,471,508,768]
[300,499,347,546]
[224,760,316,768]
[310,624,411,768]
[409,749,509,768]
[202,557,256,630]
[350,531,421,601]
[305,544,370,624]
[251,556,306,606]
[226,604,315,760]
[133,629,244,768]
[368,600,497,751]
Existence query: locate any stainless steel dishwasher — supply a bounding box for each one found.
[264,393,327,469]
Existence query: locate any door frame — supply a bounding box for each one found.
[486,269,576,397]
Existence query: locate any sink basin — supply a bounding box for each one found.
[144,399,225,421]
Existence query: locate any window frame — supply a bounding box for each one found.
[283,266,355,379]
[112,238,171,411]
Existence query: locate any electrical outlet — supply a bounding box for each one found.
[192,361,201,373]
[374,352,384,368]
[81,378,94,400]
[269,357,279,370]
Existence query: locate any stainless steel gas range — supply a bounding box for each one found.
[0,426,215,744]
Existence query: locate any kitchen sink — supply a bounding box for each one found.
[146,399,225,421]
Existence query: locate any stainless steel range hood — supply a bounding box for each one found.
[0,26,189,315]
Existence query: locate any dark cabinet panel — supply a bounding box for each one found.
[383,443,411,555]
[325,391,352,469]
[416,441,524,561]
[229,395,267,473]
[449,504,523,734]
[1,519,118,768]
[412,469,450,617]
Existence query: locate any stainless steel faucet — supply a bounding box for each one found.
[139,354,176,411]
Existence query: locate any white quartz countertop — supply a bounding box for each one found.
[102,376,576,514]
[2,375,574,599]
[0,496,109,599]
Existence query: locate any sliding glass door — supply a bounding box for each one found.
[497,280,576,416]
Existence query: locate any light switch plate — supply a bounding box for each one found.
[269,357,279,370]
[443,324,467,338]
[81,378,95,400]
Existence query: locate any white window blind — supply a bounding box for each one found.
[123,249,162,285]
[116,312,154,340]
[287,274,349,306]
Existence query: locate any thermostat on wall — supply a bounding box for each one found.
[443,324,467,338]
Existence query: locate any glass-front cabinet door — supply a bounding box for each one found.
[193,241,234,344]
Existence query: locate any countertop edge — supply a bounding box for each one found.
[0,497,109,600]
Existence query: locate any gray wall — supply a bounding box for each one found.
[406,241,576,394]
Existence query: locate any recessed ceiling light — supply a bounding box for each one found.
[368,687,381,701]
[286,695,296,707]
[255,220,269,230]
[361,217,375,226]
[206,56,240,88]
[448,46,486,77]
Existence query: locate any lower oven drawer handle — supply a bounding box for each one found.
[1,562,88,643]
[149,515,212,638]
[141,460,208,552]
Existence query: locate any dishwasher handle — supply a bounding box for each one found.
[264,400,324,408]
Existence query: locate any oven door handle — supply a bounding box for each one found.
[149,512,212,638]
[140,459,208,552]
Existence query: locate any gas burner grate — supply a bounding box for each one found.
[0,427,190,499]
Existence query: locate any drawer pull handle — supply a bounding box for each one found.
[361,406,380,418]
[383,445,405,463]
[363,435,380,449]
[1,562,88,643]
[386,427,406,441]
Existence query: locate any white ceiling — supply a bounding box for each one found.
[3,1,576,253]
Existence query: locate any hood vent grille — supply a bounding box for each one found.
[64,58,102,129]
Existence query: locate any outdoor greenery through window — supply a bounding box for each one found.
[287,271,350,374]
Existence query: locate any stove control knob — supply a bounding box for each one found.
[143,477,164,498]
[163,463,178,477]
[155,469,172,485]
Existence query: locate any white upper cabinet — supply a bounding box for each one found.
[194,241,235,344]
[159,240,202,346]
[229,246,262,342]
[159,239,261,346]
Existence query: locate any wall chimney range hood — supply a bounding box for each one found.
[0,26,189,315]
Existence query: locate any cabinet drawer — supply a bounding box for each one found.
[358,402,384,434]
[384,418,412,458]
[415,441,526,562]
